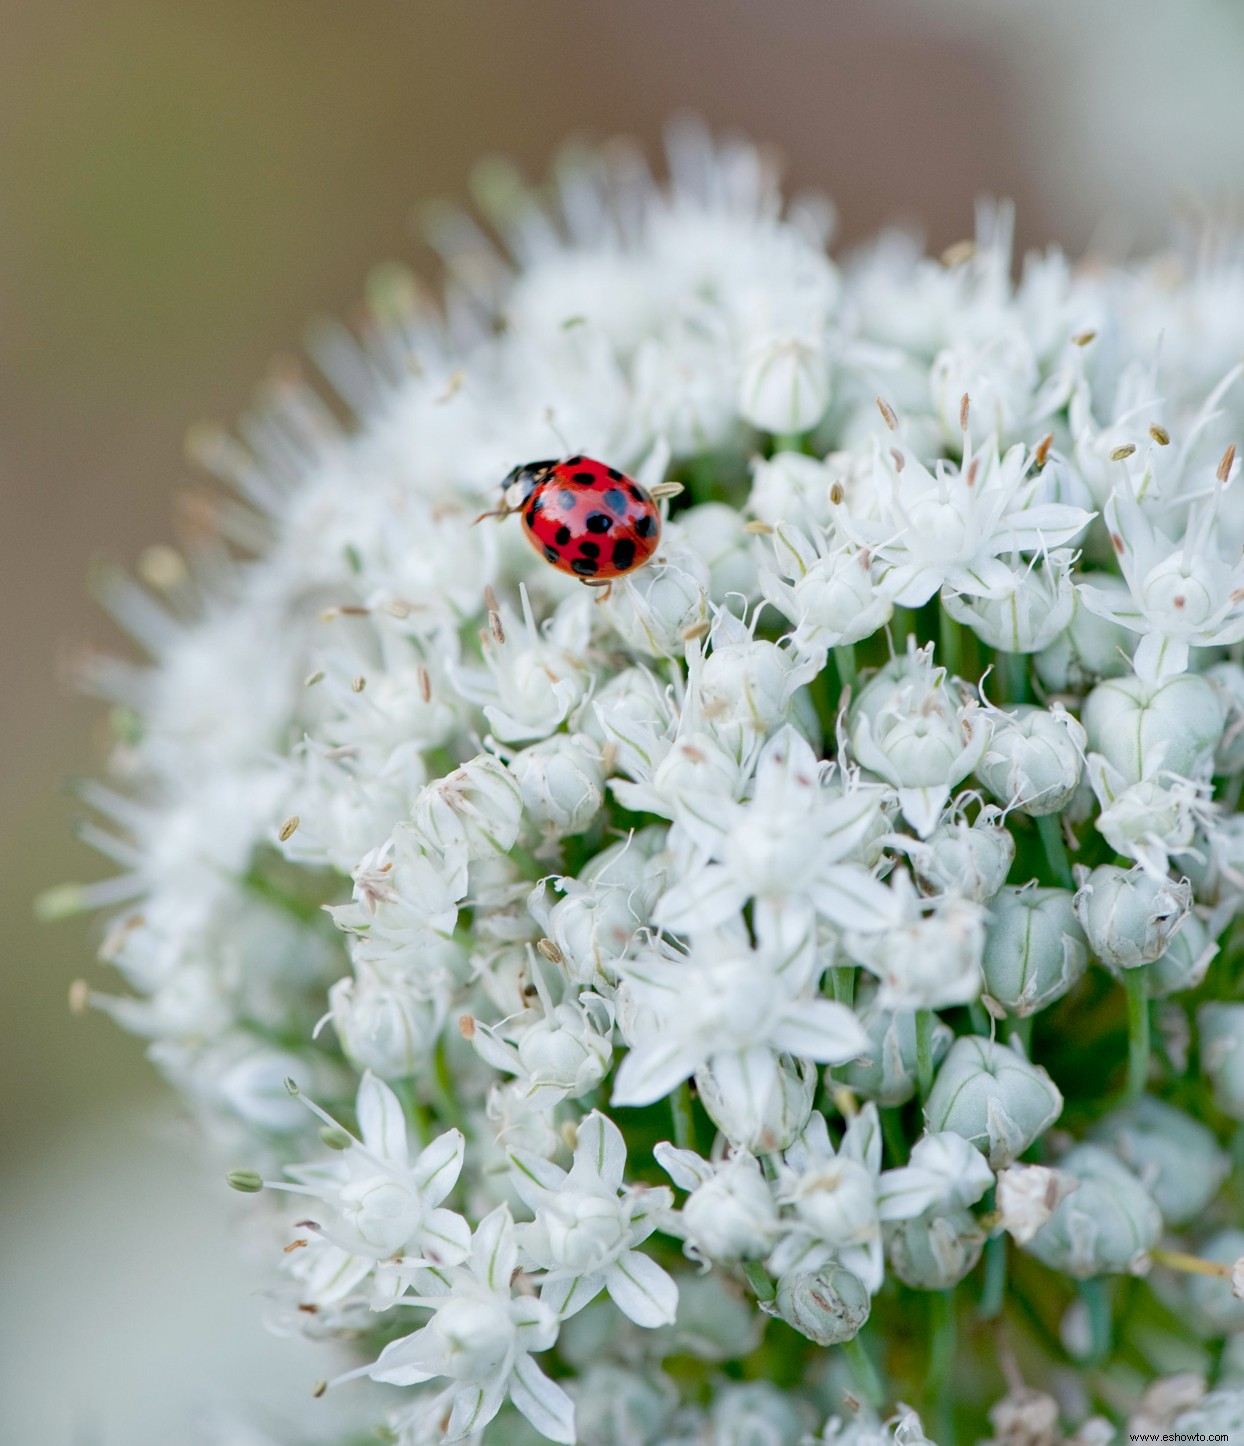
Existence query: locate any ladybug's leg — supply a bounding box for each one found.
[581,578,614,603]
[471,503,513,526]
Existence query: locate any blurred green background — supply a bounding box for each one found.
[2,2,1243,1440]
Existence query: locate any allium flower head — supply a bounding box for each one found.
[63,120,1244,1443]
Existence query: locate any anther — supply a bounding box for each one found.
[1219,443,1236,483]
[876,396,899,431]
[351,676,366,693]
[1149,423,1170,446]
[279,816,300,842]
[1109,444,1135,462]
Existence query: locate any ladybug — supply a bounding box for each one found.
[476,454,680,591]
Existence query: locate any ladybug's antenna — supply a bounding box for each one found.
[542,406,572,455]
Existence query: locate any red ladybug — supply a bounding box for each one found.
[477,455,679,589]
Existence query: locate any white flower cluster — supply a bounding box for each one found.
[65,123,1244,1442]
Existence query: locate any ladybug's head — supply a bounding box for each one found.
[500,459,556,512]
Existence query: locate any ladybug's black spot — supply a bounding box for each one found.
[603,487,628,515]
[634,514,656,538]
[525,508,538,527]
[554,525,571,546]
[627,483,644,500]
[585,512,612,535]
[607,467,623,481]
[579,541,600,559]
[611,538,637,571]
[564,455,583,467]
[559,490,577,510]
[571,557,599,576]
[573,470,596,485]
[543,545,560,563]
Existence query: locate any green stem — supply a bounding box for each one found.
[833,643,858,694]
[926,1290,957,1442]
[891,607,919,652]
[831,965,856,1009]
[937,606,964,679]
[968,1001,993,1037]
[1008,1013,1033,1055]
[980,1229,1007,1320]
[429,1039,465,1132]
[1079,1276,1113,1365]
[915,1009,936,1101]
[670,1081,695,1151]
[743,1259,776,1304]
[774,431,807,455]
[880,1106,908,1167]
[842,1332,885,1409]
[996,648,1029,705]
[1036,813,1074,888]
[1123,967,1151,1103]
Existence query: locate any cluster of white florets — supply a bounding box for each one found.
[66,124,1244,1443]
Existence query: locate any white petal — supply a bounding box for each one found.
[356,1071,409,1166]
[769,998,869,1063]
[413,1129,465,1204]
[896,785,950,838]
[445,1379,507,1443]
[507,1148,568,1213]
[605,1250,679,1327]
[540,1270,605,1319]
[368,1324,440,1386]
[654,863,747,933]
[812,864,896,931]
[612,1039,698,1107]
[420,1208,472,1267]
[570,1110,627,1191]
[653,1140,714,1191]
[471,1204,516,1292]
[510,1354,577,1444]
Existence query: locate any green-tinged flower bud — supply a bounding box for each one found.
[227,1169,264,1193]
[1073,864,1192,971]
[1174,1389,1244,1439]
[1023,1145,1161,1278]
[925,1036,1063,1167]
[774,1261,870,1345]
[708,1382,815,1446]
[1081,672,1224,785]
[1182,1231,1244,1337]
[1149,912,1217,997]
[739,333,831,436]
[511,733,605,838]
[695,1053,815,1156]
[976,705,1085,815]
[943,550,1076,654]
[1208,661,1244,773]
[569,1365,677,1446]
[1091,1097,1228,1227]
[842,1001,953,1107]
[981,885,1088,1017]
[913,810,1015,903]
[1198,1003,1244,1120]
[886,1207,985,1290]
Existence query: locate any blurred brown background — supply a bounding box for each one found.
[2,2,1243,1440]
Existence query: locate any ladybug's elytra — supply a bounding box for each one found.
[476,454,681,589]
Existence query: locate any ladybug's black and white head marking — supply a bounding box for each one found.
[500,459,557,513]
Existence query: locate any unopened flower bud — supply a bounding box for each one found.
[1022,1145,1161,1278]
[1198,1003,1244,1120]
[774,1261,870,1345]
[1035,576,1135,691]
[1081,672,1224,785]
[739,333,831,436]
[412,754,522,863]
[677,1155,781,1262]
[843,1002,953,1107]
[327,971,447,1079]
[747,451,836,530]
[887,1208,986,1290]
[695,1053,815,1154]
[515,1002,612,1099]
[944,551,1076,653]
[913,810,1015,902]
[1208,661,1244,773]
[227,1169,264,1193]
[511,733,604,838]
[1073,864,1192,971]
[925,1036,1064,1167]
[1092,1097,1228,1227]
[981,885,1088,1017]
[976,706,1085,816]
